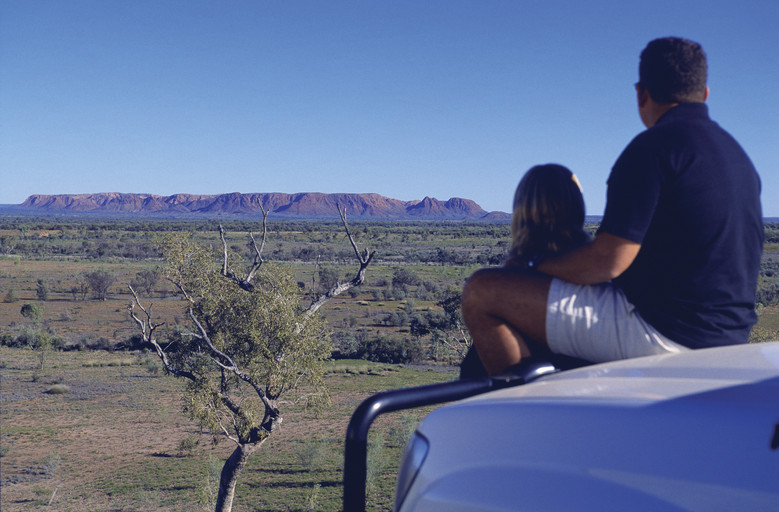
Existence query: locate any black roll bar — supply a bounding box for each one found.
[343,359,558,512]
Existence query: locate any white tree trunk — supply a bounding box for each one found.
[215,442,260,512]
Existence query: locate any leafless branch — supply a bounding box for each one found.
[246,209,269,283]
[128,285,196,381]
[188,308,239,370]
[214,204,374,323]
[165,275,196,304]
[219,207,269,292]
[456,321,473,348]
[338,203,372,265]
[220,225,230,277]
[212,403,240,445]
[303,204,376,318]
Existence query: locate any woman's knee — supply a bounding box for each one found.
[463,268,552,321]
[462,269,495,317]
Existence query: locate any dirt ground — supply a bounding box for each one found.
[0,347,453,511]
[1,349,196,511]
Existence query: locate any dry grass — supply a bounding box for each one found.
[0,347,454,511]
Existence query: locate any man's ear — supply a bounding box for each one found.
[703,86,710,102]
[637,85,650,108]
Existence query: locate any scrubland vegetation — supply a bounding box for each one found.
[1,216,778,511]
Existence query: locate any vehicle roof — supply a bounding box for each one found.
[463,342,779,406]
[404,343,779,511]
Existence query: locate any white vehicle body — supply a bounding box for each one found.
[396,343,779,511]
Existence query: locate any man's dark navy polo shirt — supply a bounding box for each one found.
[601,102,763,349]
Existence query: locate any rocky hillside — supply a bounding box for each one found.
[17,192,510,220]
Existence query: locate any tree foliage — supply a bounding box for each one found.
[392,268,420,288]
[36,279,49,301]
[161,234,332,428]
[317,266,340,293]
[20,302,42,321]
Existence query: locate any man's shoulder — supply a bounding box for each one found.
[643,103,712,136]
[624,103,723,157]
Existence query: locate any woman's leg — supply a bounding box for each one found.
[461,267,553,374]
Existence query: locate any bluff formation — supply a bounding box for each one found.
[18,192,510,220]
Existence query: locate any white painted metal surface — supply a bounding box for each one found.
[397,343,779,511]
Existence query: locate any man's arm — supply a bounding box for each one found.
[537,232,640,285]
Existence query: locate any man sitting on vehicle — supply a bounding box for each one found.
[462,37,763,375]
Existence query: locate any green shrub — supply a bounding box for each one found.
[51,336,66,351]
[0,333,15,347]
[21,302,43,321]
[139,355,160,375]
[92,337,112,351]
[749,327,779,344]
[388,413,418,448]
[294,438,330,472]
[31,454,61,476]
[3,288,17,303]
[122,334,152,351]
[10,326,53,350]
[305,483,322,512]
[366,433,387,491]
[392,268,420,288]
[15,327,37,347]
[83,269,116,300]
[334,332,423,364]
[45,384,70,394]
[177,435,199,457]
[361,334,422,364]
[317,266,341,293]
[331,331,361,359]
[36,279,49,301]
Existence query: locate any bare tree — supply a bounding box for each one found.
[129,206,374,512]
[84,269,116,300]
[130,268,160,296]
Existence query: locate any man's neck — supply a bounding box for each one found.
[642,101,679,128]
[640,86,709,128]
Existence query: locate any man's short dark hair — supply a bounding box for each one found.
[639,37,707,103]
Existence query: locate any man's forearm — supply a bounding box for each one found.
[536,233,641,285]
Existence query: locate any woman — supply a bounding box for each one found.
[505,164,589,270]
[459,164,590,378]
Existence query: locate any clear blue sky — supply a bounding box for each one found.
[2,0,777,216]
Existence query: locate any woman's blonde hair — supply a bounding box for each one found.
[510,164,589,260]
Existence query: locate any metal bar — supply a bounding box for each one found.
[343,359,557,512]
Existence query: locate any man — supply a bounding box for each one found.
[462,37,763,375]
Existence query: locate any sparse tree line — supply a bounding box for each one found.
[0,217,516,264]
[3,219,778,365]
[5,217,776,270]
[3,270,121,303]
[2,273,469,372]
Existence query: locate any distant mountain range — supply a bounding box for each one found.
[15,192,511,221]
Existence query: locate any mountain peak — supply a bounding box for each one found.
[17,192,510,221]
